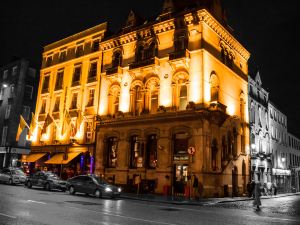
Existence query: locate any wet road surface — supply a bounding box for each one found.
[0,184,299,225]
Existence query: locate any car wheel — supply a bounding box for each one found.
[45,183,51,191]
[27,181,32,188]
[94,189,102,198]
[69,186,75,195]
[8,179,13,185]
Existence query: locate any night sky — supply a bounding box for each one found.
[1,0,299,137]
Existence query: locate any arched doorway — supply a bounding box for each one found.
[232,166,238,197]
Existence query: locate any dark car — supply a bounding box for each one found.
[66,175,121,198]
[0,167,27,185]
[25,171,66,191]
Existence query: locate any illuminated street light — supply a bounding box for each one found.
[2,83,8,88]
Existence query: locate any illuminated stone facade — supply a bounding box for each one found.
[30,0,250,197]
[95,1,250,197]
[248,72,271,185]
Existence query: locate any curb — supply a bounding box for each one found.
[120,192,300,205]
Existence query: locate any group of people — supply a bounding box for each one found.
[247,180,278,211]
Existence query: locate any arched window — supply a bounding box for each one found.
[227,131,233,158]
[112,51,122,68]
[233,128,238,157]
[130,135,142,168]
[132,85,143,116]
[146,134,157,169]
[150,89,158,114]
[210,73,219,102]
[221,136,227,161]
[107,137,118,168]
[136,45,144,61]
[108,85,120,116]
[250,101,255,124]
[179,84,187,110]
[211,138,218,171]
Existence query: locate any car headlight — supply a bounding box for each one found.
[105,187,112,192]
[118,187,121,192]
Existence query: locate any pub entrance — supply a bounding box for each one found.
[173,164,188,196]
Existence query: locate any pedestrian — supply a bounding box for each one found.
[250,180,255,198]
[272,181,277,195]
[192,175,199,200]
[253,182,262,211]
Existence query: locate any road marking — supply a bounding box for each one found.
[65,205,179,225]
[0,212,17,219]
[27,200,47,204]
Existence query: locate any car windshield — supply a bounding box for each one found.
[12,170,25,176]
[45,172,59,179]
[91,176,109,185]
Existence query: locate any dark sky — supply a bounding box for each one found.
[1,0,299,137]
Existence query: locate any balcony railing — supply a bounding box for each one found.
[129,57,155,70]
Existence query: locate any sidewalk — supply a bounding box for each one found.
[119,192,300,206]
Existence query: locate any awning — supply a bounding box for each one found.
[22,153,47,163]
[44,152,81,165]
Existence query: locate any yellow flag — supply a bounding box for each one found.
[61,110,71,135]
[16,115,29,141]
[42,114,54,134]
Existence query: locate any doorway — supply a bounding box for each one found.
[173,164,188,195]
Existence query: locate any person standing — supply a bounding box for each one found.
[192,175,199,200]
[253,182,262,211]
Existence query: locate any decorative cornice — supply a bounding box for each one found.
[197,10,250,61]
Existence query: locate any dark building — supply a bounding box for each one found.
[0,58,39,168]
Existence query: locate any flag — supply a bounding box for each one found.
[28,112,39,137]
[16,115,29,141]
[42,114,54,134]
[76,110,83,130]
[61,109,71,135]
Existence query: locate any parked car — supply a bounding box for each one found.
[25,171,67,191]
[0,167,27,185]
[66,175,122,198]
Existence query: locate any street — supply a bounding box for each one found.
[0,184,299,225]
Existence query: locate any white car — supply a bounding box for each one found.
[0,167,27,185]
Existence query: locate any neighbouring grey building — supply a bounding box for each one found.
[0,58,39,168]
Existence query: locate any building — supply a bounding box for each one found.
[26,22,107,177]
[0,58,38,168]
[95,0,250,197]
[268,102,290,193]
[248,72,271,185]
[27,0,250,197]
[287,133,300,192]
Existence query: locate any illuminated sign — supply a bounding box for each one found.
[272,168,291,176]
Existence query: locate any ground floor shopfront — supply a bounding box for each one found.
[0,147,30,169]
[94,111,250,198]
[272,168,291,194]
[251,156,272,185]
[21,144,95,179]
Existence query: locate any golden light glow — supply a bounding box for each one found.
[119,73,131,113]
[227,103,235,116]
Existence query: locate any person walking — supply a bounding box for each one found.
[192,175,199,200]
[253,182,262,211]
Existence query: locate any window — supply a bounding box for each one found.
[136,46,144,62]
[91,39,100,52]
[144,42,156,60]
[87,89,95,107]
[107,137,118,168]
[150,89,158,114]
[132,85,143,116]
[86,122,93,143]
[22,106,30,120]
[24,85,33,100]
[130,136,141,168]
[179,84,187,110]
[53,96,60,112]
[108,86,120,116]
[112,51,122,68]
[1,126,8,146]
[70,93,78,109]
[55,70,64,90]
[40,99,46,114]
[88,62,97,78]
[42,75,50,93]
[46,56,53,67]
[72,66,81,86]
[75,45,84,58]
[146,134,157,169]
[59,51,67,62]
[3,70,8,79]
[210,74,219,102]
[5,105,11,119]
[174,133,188,155]
[12,66,18,76]
[211,139,218,171]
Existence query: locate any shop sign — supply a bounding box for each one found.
[272,168,291,176]
[173,155,189,162]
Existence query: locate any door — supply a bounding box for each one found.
[173,164,188,195]
[232,166,238,197]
